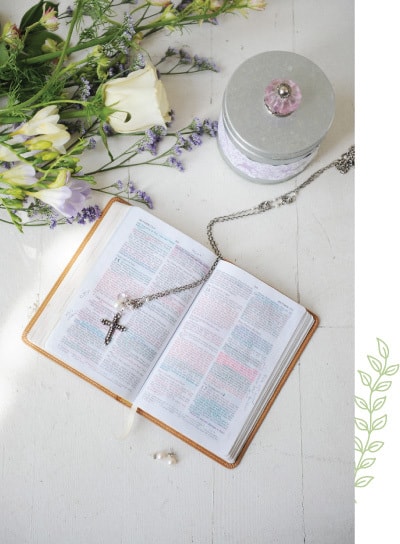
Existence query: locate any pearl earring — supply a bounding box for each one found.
[152,449,178,465]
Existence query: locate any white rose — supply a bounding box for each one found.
[103,64,171,133]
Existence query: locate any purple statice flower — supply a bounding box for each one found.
[87,137,96,150]
[134,190,153,209]
[102,123,115,137]
[76,205,102,224]
[193,55,219,72]
[173,145,183,156]
[176,0,192,11]
[167,156,184,171]
[138,126,166,155]
[189,133,202,146]
[127,180,135,194]
[115,180,124,190]
[190,117,203,134]
[49,216,58,229]
[179,49,192,65]
[175,133,192,152]
[165,46,178,57]
[202,119,218,137]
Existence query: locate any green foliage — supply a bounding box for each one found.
[355,338,399,492]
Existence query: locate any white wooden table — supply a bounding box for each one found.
[0,1,354,542]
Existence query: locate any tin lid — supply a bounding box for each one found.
[222,51,335,163]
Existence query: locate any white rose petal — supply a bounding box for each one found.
[103,64,171,134]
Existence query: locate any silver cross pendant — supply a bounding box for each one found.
[101,312,127,345]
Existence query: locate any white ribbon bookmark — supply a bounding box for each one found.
[116,403,138,440]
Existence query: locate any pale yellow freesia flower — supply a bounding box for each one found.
[0,143,20,162]
[12,105,68,137]
[25,129,71,154]
[103,63,171,133]
[0,163,37,186]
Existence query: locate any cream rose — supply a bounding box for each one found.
[103,64,171,133]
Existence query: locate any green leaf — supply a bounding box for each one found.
[355,475,374,488]
[377,338,389,360]
[372,397,386,411]
[368,441,384,452]
[6,210,23,232]
[358,370,372,387]
[374,381,392,392]
[355,396,369,410]
[372,414,387,430]
[367,355,382,373]
[355,436,363,452]
[355,418,369,431]
[385,364,400,376]
[24,30,63,58]
[360,458,376,469]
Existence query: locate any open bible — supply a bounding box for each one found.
[23,198,318,468]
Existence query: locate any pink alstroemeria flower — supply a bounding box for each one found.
[40,5,59,31]
[32,179,92,217]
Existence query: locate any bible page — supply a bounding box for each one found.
[44,205,216,403]
[136,259,310,460]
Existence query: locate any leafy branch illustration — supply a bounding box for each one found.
[355,338,399,489]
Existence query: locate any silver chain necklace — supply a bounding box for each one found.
[101,145,355,345]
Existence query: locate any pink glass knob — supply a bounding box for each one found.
[264,79,302,116]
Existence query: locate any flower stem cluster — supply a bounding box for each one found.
[0,0,265,231]
[83,118,218,176]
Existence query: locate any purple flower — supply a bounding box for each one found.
[179,49,193,64]
[87,137,96,150]
[102,123,115,137]
[193,55,219,72]
[167,156,184,171]
[202,119,218,137]
[49,217,58,229]
[76,205,102,224]
[134,190,153,209]
[189,133,202,146]
[32,179,92,218]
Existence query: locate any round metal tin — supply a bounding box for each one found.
[218,51,335,183]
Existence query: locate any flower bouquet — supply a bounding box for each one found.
[0,0,264,231]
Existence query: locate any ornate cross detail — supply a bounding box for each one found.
[101,312,127,345]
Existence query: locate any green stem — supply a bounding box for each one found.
[22,33,116,66]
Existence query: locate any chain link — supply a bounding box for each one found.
[122,145,355,311]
